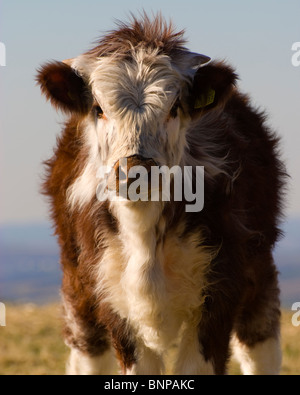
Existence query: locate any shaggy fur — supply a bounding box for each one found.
[37,14,287,375]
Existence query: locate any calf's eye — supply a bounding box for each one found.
[94,105,105,119]
[170,98,181,119]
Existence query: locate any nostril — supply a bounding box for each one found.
[118,166,128,183]
[109,156,158,193]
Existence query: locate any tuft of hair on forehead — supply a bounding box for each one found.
[86,12,187,59]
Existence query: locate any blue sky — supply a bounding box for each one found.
[0,0,300,224]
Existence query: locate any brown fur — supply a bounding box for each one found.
[87,12,187,60]
[36,62,92,114]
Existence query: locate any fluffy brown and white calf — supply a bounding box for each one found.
[37,15,286,375]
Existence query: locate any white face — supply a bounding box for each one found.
[78,49,191,170]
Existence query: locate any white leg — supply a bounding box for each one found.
[126,343,165,375]
[66,348,117,375]
[231,335,282,375]
[174,326,214,375]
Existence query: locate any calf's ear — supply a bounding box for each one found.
[36,61,92,114]
[190,61,238,116]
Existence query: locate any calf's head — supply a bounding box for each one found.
[37,17,237,200]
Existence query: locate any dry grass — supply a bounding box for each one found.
[0,304,299,375]
[0,304,68,375]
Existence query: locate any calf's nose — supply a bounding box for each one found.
[107,155,157,196]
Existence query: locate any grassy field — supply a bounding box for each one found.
[0,304,299,375]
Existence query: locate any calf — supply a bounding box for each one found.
[37,14,286,375]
